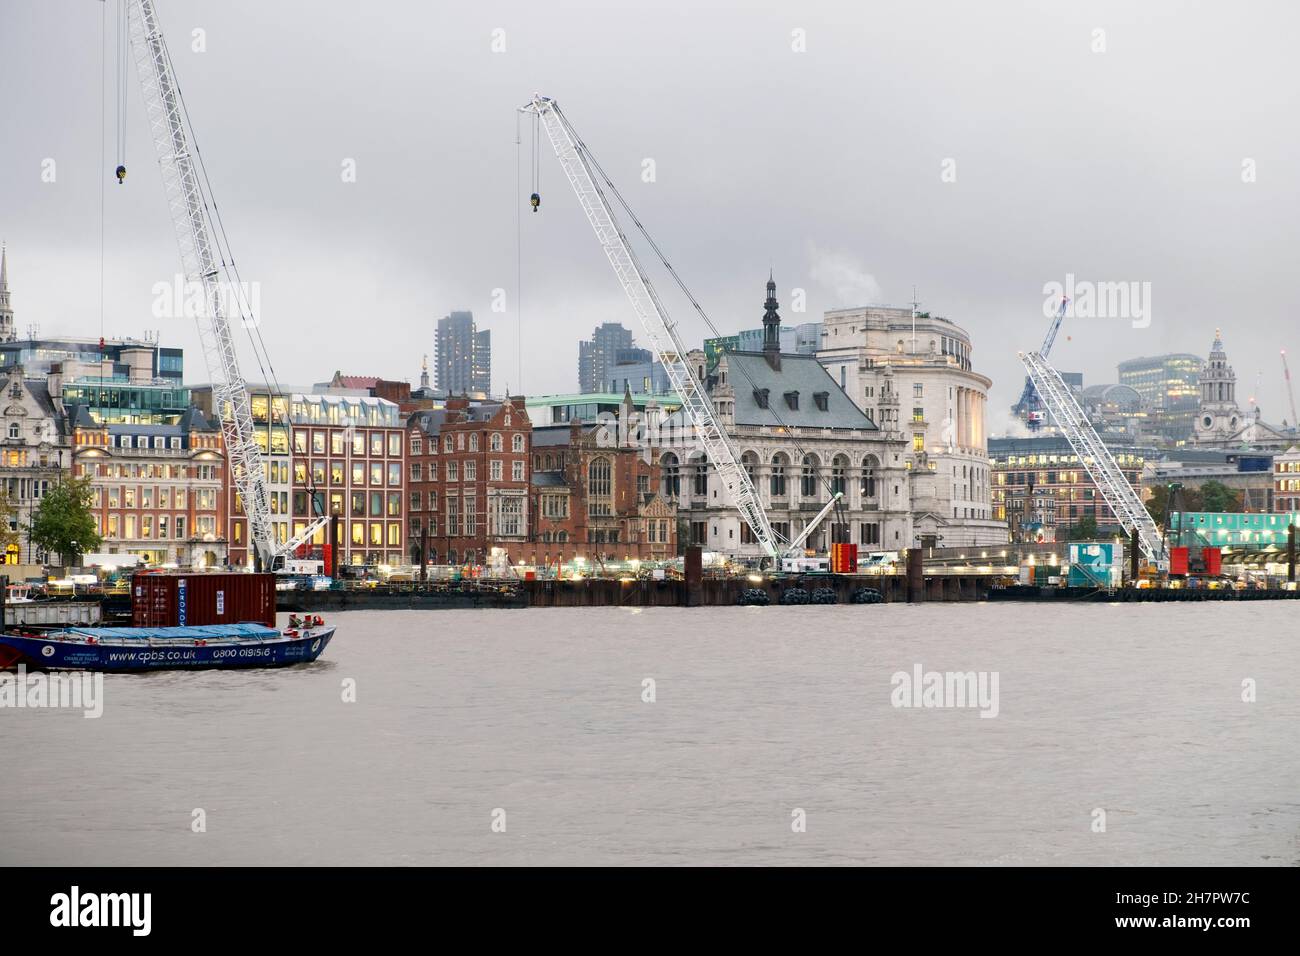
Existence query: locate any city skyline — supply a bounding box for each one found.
[3,0,1298,431]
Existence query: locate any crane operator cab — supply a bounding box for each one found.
[115,164,127,185]
[530,192,540,212]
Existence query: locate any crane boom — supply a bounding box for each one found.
[126,0,276,567]
[521,94,781,559]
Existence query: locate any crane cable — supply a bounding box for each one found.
[150,31,288,527]
[550,104,848,543]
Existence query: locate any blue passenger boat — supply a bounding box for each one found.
[0,621,334,672]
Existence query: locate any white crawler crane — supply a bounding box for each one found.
[1020,349,1167,569]
[126,0,327,568]
[520,93,842,565]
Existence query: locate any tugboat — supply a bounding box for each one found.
[0,615,334,672]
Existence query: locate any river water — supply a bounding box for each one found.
[2,603,1297,866]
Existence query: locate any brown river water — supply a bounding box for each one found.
[1,603,1297,866]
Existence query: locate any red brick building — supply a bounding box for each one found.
[407,397,531,566]
[527,416,677,569]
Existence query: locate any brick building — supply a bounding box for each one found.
[73,406,229,566]
[528,405,677,568]
[407,396,531,566]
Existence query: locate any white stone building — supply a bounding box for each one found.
[1193,330,1296,450]
[660,277,913,561]
[816,303,1006,547]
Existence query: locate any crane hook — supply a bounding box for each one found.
[115,164,127,185]
[530,192,540,212]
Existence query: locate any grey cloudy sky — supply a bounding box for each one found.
[2,0,1298,432]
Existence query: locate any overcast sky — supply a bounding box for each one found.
[2,0,1298,433]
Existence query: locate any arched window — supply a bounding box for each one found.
[861,455,878,499]
[661,453,680,498]
[692,458,708,496]
[831,455,848,496]
[770,453,788,498]
[588,458,612,496]
[800,455,819,498]
[7,423,18,440]
[490,433,503,451]
[512,434,525,452]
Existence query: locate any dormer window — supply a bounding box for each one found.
[753,388,770,409]
[784,391,799,410]
[813,391,829,411]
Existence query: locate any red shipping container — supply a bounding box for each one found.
[132,572,277,628]
[1169,546,1189,576]
[1202,547,1222,576]
[830,543,858,573]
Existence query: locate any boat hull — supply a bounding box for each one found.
[0,626,334,672]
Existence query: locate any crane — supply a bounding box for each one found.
[1020,349,1167,569]
[520,93,839,563]
[125,0,328,569]
[1282,349,1299,430]
[1012,295,1069,430]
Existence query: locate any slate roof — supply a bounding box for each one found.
[723,352,877,430]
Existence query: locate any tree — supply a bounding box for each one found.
[0,488,19,558]
[1065,515,1099,540]
[28,475,102,566]
[1198,480,1241,514]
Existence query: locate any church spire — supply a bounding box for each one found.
[0,243,14,343]
[762,271,781,370]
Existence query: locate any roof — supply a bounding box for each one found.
[723,352,877,430]
[333,375,381,389]
[531,471,568,487]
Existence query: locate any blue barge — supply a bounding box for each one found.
[0,622,334,672]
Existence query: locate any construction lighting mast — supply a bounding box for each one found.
[126,0,326,568]
[520,94,789,559]
[1282,349,1299,429]
[1020,349,1167,569]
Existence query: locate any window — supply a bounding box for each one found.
[370,462,383,486]
[913,433,925,452]
[411,462,422,481]
[512,461,524,482]
[469,433,479,452]
[800,455,818,498]
[353,432,365,456]
[490,433,503,452]
[490,460,503,481]
[861,457,878,499]
[331,431,345,455]
[411,491,422,511]
[588,458,612,516]
[661,453,680,498]
[388,432,402,456]
[6,423,18,439]
[331,461,344,485]
[370,433,384,456]
[410,435,423,455]
[312,431,326,455]
[512,434,525,453]
[912,407,925,423]
[352,461,365,485]
[464,460,477,482]
[293,431,307,454]
[770,454,787,497]
[692,461,708,496]
[914,383,924,398]
[446,461,458,481]
[831,456,847,496]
